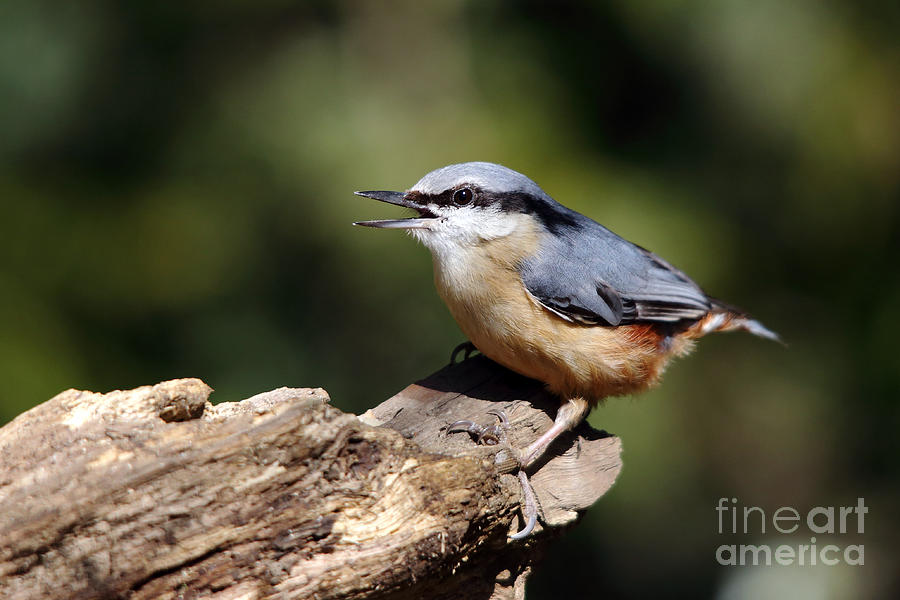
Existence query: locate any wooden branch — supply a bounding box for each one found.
[0,356,621,600]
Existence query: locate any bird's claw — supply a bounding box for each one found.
[453,421,504,445]
[446,409,510,446]
[450,341,480,364]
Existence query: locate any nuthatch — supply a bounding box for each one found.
[354,162,777,537]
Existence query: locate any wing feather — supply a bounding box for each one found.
[519,218,711,327]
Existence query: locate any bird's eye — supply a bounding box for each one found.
[453,188,474,206]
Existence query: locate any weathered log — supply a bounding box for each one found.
[0,356,621,599]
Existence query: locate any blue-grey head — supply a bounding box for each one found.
[354,162,578,253]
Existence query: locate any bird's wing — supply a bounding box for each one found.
[519,219,711,327]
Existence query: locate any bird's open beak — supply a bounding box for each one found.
[353,190,436,229]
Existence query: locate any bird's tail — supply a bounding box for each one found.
[689,299,782,344]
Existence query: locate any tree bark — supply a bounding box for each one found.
[0,356,621,600]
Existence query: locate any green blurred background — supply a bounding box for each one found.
[1,1,897,598]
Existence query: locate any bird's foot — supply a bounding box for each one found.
[446,408,509,445]
[446,409,538,539]
[510,471,538,540]
[449,341,479,364]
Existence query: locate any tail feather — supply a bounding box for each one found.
[725,314,782,343]
[691,300,782,344]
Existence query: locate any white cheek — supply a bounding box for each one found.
[410,207,521,263]
[438,207,518,243]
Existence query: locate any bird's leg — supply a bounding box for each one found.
[516,397,590,469]
[449,341,479,364]
[447,399,589,466]
[446,408,509,445]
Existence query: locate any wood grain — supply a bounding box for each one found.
[0,356,621,599]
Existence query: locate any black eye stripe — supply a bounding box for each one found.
[427,186,483,208]
[420,188,579,233]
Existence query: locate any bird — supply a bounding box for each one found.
[354,161,777,537]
